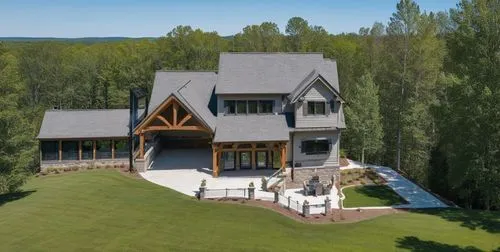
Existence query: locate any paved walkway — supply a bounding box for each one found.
[342,160,448,208]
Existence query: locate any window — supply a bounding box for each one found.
[82,141,93,160]
[236,100,247,114]
[41,141,59,161]
[224,100,236,114]
[62,141,78,160]
[114,140,128,159]
[307,101,326,115]
[225,100,274,115]
[248,100,258,114]
[301,139,330,155]
[222,152,236,170]
[259,100,274,114]
[96,140,112,159]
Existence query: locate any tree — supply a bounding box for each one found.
[437,0,500,209]
[285,17,310,51]
[0,51,36,193]
[344,73,383,165]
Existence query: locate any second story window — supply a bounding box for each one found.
[224,100,236,114]
[224,100,274,115]
[307,101,326,115]
[259,100,274,114]
[248,101,258,114]
[236,100,247,114]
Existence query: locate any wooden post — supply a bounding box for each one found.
[212,144,219,177]
[78,140,82,160]
[236,150,240,170]
[93,140,96,160]
[139,134,145,159]
[58,140,62,161]
[280,143,286,170]
[111,139,115,159]
[173,103,178,126]
[251,143,256,170]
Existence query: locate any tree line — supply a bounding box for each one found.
[0,0,498,210]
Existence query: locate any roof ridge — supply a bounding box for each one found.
[221,52,323,55]
[156,70,216,73]
[46,109,130,112]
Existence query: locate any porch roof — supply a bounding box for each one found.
[37,109,131,139]
[213,114,290,143]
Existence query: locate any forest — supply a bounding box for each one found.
[0,0,498,210]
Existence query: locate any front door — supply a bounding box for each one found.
[256,151,268,169]
[239,151,251,169]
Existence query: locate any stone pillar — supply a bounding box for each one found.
[274,191,279,203]
[199,179,207,200]
[302,200,310,217]
[325,197,332,215]
[248,183,255,200]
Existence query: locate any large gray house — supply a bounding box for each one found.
[37,52,346,181]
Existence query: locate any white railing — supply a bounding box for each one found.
[264,169,284,191]
[204,188,248,199]
[277,194,303,213]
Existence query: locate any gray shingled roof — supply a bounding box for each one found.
[37,109,130,139]
[213,114,290,143]
[148,71,217,131]
[215,53,338,94]
[287,63,343,104]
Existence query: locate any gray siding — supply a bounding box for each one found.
[292,130,339,167]
[217,94,284,116]
[294,80,342,128]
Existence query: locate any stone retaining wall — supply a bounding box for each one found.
[41,159,128,171]
[286,166,340,186]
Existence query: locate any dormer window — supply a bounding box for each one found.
[259,100,273,114]
[224,100,274,115]
[307,101,326,115]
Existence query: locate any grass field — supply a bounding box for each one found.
[342,185,408,208]
[0,170,498,251]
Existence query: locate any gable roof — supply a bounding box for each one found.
[147,71,217,131]
[215,52,334,94]
[287,65,344,104]
[37,109,130,139]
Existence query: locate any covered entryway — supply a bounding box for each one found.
[133,95,214,172]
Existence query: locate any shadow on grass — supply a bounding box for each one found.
[396,236,482,252]
[0,190,36,207]
[411,208,500,234]
[353,185,407,205]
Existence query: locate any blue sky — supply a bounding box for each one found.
[0,0,458,37]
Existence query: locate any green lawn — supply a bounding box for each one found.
[0,170,498,251]
[342,185,408,208]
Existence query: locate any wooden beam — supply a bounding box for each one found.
[93,140,96,160]
[111,139,115,159]
[280,143,287,170]
[139,134,145,159]
[78,141,82,160]
[177,114,192,127]
[142,125,210,133]
[173,103,178,126]
[58,140,62,161]
[156,115,172,128]
[134,96,174,135]
[212,145,219,177]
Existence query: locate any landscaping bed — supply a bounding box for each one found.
[340,168,386,186]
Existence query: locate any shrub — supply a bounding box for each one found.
[360,181,366,185]
[71,166,79,171]
[87,165,94,170]
[105,164,113,169]
[339,149,347,158]
[347,180,352,184]
[347,170,352,175]
[54,169,60,174]
[40,171,48,176]
[200,179,206,187]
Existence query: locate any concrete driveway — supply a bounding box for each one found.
[140,148,339,209]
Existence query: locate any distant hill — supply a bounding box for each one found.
[0,37,157,43]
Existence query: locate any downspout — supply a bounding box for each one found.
[291,131,295,181]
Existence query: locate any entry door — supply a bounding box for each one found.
[256,151,268,169]
[239,152,251,169]
[223,152,236,170]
